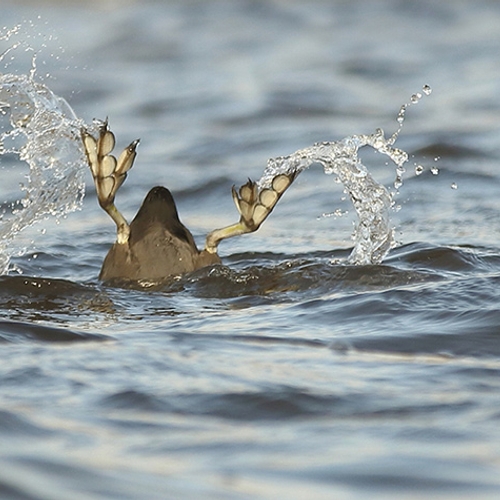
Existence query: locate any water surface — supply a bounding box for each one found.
[1,1,500,499]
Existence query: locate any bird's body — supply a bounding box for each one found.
[99,186,221,281]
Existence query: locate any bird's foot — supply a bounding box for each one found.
[81,120,139,209]
[204,171,297,253]
[81,120,139,244]
[231,173,297,232]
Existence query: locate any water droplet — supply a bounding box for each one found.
[422,84,432,95]
[415,165,424,175]
[431,167,439,175]
[334,208,348,218]
[410,93,422,104]
[396,105,407,125]
[451,182,458,190]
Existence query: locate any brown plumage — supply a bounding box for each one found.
[99,186,220,281]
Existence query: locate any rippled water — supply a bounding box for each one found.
[2,1,500,499]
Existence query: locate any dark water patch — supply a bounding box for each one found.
[0,275,90,299]
[215,333,326,349]
[223,250,296,266]
[412,141,490,159]
[3,456,185,500]
[262,88,338,118]
[398,425,473,444]
[176,256,437,300]
[1,366,46,385]
[453,245,500,272]
[179,391,472,422]
[350,312,500,358]
[322,263,438,291]
[0,410,51,437]
[445,365,500,398]
[184,263,307,299]
[388,243,480,273]
[0,275,118,323]
[14,246,103,282]
[99,387,347,420]
[0,320,108,343]
[0,478,40,500]
[341,57,414,80]
[176,389,341,420]
[176,175,233,200]
[296,456,500,493]
[98,385,477,424]
[101,388,340,420]
[450,365,500,380]
[286,264,500,353]
[100,389,174,413]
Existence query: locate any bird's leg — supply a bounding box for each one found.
[81,120,139,244]
[204,171,298,254]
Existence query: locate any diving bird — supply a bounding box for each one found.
[81,121,296,282]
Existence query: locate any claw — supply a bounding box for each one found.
[116,139,139,176]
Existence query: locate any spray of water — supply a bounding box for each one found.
[258,86,431,265]
[0,32,87,273]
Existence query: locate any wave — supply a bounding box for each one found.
[0,319,108,343]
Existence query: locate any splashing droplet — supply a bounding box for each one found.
[422,84,432,95]
[451,182,458,190]
[410,93,422,104]
[431,167,439,175]
[415,164,424,176]
[396,105,406,125]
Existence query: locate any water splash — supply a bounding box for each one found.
[0,28,430,276]
[259,132,398,265]
[0,23,87,273]
[0,73,86,273]
[258,86,431,265]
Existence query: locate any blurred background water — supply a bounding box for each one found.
[2,1,500,498]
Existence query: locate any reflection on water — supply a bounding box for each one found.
[2,1,500,499]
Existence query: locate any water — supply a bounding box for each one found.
[0,73,87,274]
[2,1,500,499]
[260,123,414,265]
